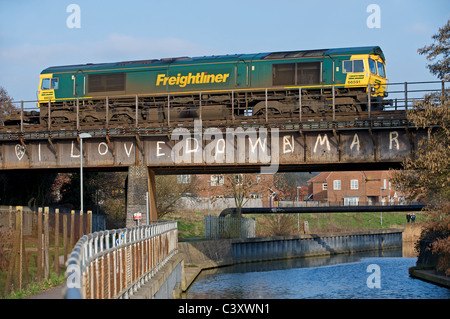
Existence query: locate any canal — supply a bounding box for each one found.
[185,247,449,299]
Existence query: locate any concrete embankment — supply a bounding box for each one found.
[178,229,403,292]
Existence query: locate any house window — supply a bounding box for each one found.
[333,180,341,190]
[344,196,359,206]
[322,183,327,190]
[177,175,190,184]
[211,175,224,186]
[350,179,359,190]
[234,174,244,186]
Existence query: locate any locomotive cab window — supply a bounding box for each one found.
[377,61,386,77]
[342,60,364,73]
[369,59,377,75]
[41,78,59,90]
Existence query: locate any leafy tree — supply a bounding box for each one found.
[392,20,450,275]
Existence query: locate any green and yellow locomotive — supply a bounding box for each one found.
[37,46,388,125]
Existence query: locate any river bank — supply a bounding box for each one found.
[179,229,404,292]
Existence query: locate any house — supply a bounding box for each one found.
[307,171,405,205]
[177,173,280,207]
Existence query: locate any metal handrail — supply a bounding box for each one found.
[1,80,447,133]
[64,221,178,299]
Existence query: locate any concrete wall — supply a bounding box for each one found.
[130,253,184,299]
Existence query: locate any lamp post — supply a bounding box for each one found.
[79,133,92,215]
[207,180,210,215]
[380,187,385,226]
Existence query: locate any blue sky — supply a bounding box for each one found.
[0,0,449,101]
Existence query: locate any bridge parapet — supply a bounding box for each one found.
[64,221,178,299]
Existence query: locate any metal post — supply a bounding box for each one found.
[299,87,302,123]
[48,99,51,131]
[199,91,202,122]
[231,90,235,123]
[76,98,80,130]
[167,94,170,127]
[332,85,335,121]
[368,84,371,119]
[404,82,408,113]
[135,95,139,128]
[80,137,84,215]
[265,88,268,123]
[20,101,24,132]
[105,96,109,128]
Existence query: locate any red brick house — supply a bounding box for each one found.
[177,173,280,207]
[307,171,405,205]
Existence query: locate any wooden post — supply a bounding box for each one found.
[54,208,60,275]
[87,210,92,233]
[3,208,21,295]
[79,210,84,239]
[37,207,43,282]
[44,207,49,280]
[63,214,68,264]
[16,207,23,290]
[70,210,75,249]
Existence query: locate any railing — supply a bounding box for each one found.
[1,80,447,133]
[205,215,255,239]
[64,221,178,299]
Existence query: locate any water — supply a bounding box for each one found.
[186,250,450,299]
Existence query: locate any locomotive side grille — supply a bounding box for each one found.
[88,73,125,92]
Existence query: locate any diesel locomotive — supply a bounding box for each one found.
[35,46,388,126]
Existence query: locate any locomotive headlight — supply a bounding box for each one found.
[370,86,376,92]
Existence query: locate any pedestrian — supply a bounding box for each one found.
[406,213,411,223]
[411,213,416,223]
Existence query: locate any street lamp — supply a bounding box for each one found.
[380,187,385,226]
[79,133,92,214]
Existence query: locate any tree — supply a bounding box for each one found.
[155,174,199,218]
[392,20,450,275]
[0,86,16,121]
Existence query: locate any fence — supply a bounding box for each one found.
[205,215,255,239]
[65,221,178,299]
[1,80,447,134]
[0,206,94,296]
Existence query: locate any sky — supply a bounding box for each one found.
[0,0,449,102]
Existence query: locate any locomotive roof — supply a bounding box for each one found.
[41,46,384,74]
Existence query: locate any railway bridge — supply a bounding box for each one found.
[1,80,446,299]
[0,80,446,223]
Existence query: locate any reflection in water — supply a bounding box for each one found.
[186,245,449,299]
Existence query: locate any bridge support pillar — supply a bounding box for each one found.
[126,165,158,227]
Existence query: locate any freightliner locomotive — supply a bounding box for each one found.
[33,46,387,126]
